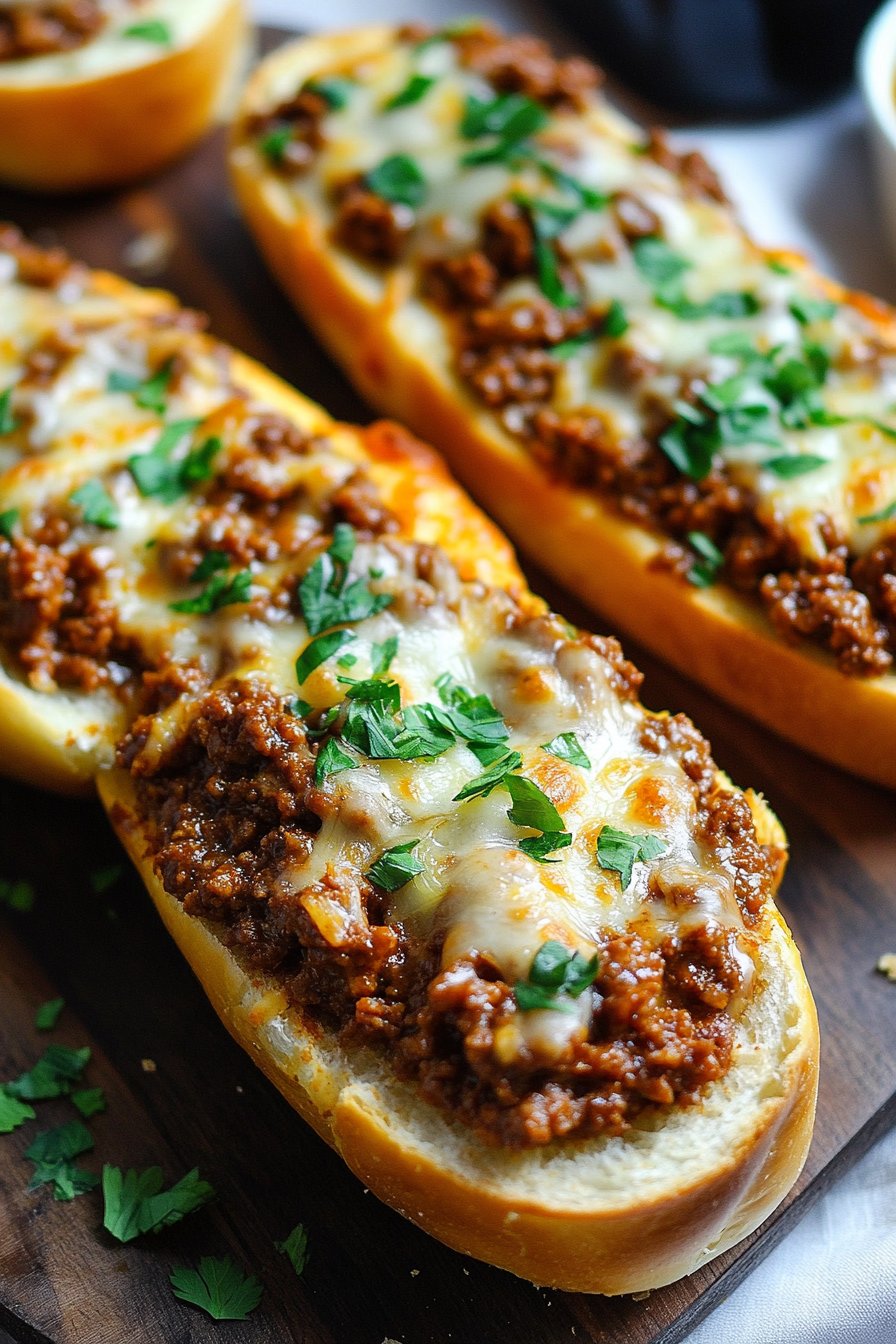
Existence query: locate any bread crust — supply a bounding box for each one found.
[0,0,248,191]
[230,28,896,789]
[0,239,818,1294]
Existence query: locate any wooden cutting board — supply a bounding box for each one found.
[2,29,896,1344]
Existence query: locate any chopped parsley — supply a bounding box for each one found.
[169,560,252,615]
[789,296,837,326]
[102,1164,215,1243]
[550,331,593,360]
[276,1223,309,1277]
[540,731,590,768]
[505,774,564,833]
[34,997,65,1032]
[90,864,123,894]
[660,289,760,321]
[0,386,19,435]
[633,236,757,319]
[632,236,690,296]
[0,1087,35,1134]
[367,840,424,892]
[532,155,609,209]
[365,154,426,209]
[596,825,667,889]
[314,737,356,785]
[512,196,580,309]
[0,507,19,539]
[762,454,828,478]
[260,125,292,164]
[686,531,725,588]
[122,19,172,44]
[305,76,354,109]
[0,877,34,912]
[70,480,120,530]
[461,91,548,143]
[385,73,436,110]
[296,629,356,684]
[25,1121,98,1200]
[452,751,523,801]
[518,831,573,863]
[298,523,393,635]
[370,634,399,677]
[514,941,599,1013]
[287,697,313,718]
[603,298,629,337]
[170,1256,263,1322]
[6,1045,90,1101]
[858,499,896,525]
[72,1086,106,1119]
[180,435,222,485]
[128,418,202,502]
[108,359,174,415]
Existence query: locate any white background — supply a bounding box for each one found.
[252,4,896,1340]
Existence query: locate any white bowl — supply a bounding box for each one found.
[858,0,896,259]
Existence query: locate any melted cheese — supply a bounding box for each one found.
[0,239,759,1065]
[256,33,896,560]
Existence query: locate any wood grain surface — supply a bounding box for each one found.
[2,28,896,1344]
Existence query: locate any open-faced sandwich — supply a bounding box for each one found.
[0,224,818,1293]
[231,20,896,787]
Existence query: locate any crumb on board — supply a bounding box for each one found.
[410,1269,419,1277]
[877,953,896,981]
[632,1290,651,1301]
[140,1058,157,1073]
[122,229,174,277]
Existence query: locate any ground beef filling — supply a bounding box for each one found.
[0,1,107,60]
[124,678,762,1148]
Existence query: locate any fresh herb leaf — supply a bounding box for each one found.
[314,738,357,785]
[276,1223,309,1277]
[540,731,590,768]
[122,19,172,44]
[452,751,523,801]
[103,1164,214,1243]
[108,359,174,415]
[514,196,580,309]
[596,826,666,889]
[603,298,629,337]
[518,831,573,863]
[188,550,229,583]
[0,1087,35,1133]
[367,840,424,892]
[34,998,64,1032]
[296,629,356,684]
[514,940,598,1012]
[298,524,393,635]
[128,419,201,502]
[70,480,119,530]
[505,774,564,833]
[767,258,793,275]
[90,864,122,894]
[708,331,757,358]
[0,507,19,539]
[659,289,760,321]
[170,1256,263,1322]
[71,1087,106,1119]
[305,76,353,109]
[789,296,837,325]
[550,332,593,360]
[632,237,690,294]
[180,435,222,485]
[386,73,436,109]
[686,531,725,587]
[0,387,19,434]
[0,877,34,912]
[461,92,549,142]
[32,1160,99,1201]
[365,154,426,209]
[7,1045,90,1101]
[26,1119,93,1166]
[370,635,399,677]
[858,499,896,525]
[531,154,608,209]
[170,567,252,615]
[287,697,313,718]
[260,125,293,164]
[762,454,828,478]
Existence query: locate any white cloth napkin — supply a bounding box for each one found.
[251,4,896,1338]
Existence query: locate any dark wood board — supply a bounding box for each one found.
[2,26,896,1344]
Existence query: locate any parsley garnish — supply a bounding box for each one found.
[70,480,119,530]
[532,155,608,209]
[128,418,202,502]
[686,531,725,587]
[505,774,564,832]
[789,296,837,325]
[180,435,222,485]
[288,697,313,718]
[305,76,354,109]
[367,840,424,892]
[314,737,357,785]
[596,826,666,889]
[452,751,523,801]
[34,997,64,1032]
[276,1223,309,1277]
[603,298,629,337]
[170,1257,263,1322]
[72,1086,106,1119]
[514,941,598,1013]
[461,92,548,143]
[514,196,580,308]
[762,454,827,478]
[660,290,760,321]
[0,507,19,539]
[365,154,426,208]
[386,73,436,110]
[170,559,252,615]
[371,634,399,677]
[0,876,34,911]
[298,524,393,635]
[25,1121,98,1200]
[540,732,590,768]
[90,864,123,894]
[633,237,757,319]
[122,19,172,44]
[550,331,593,360]
[0,1087,35,1133]
[858,499,896,525]
[7,1045,90,1101]
[296,629,356,684]
[0,387,19,435]
[260,126,292,164]
[103,1164,215,1243]
[519,831,573,862]
[632,237,690,296]
[108,359,174,415]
